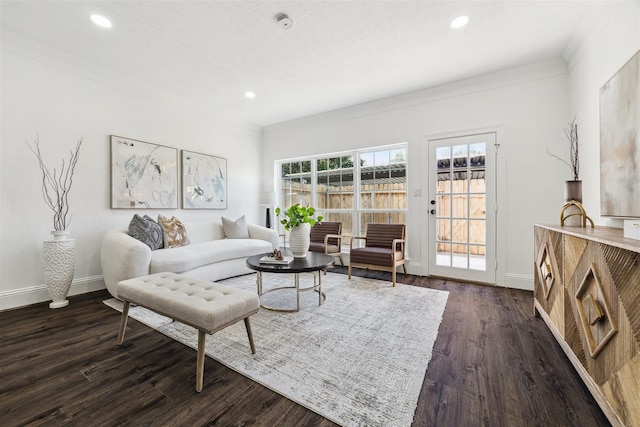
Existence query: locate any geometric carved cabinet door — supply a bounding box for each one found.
[534,227,563,335]
[574,263,617,359]
[534,224,640,427]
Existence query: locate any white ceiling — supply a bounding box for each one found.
[1,1,602,128]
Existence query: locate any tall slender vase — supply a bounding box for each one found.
[564,180,582,203]
[289,223,311,258]
[43,231,75,308]
[563,180,583,227]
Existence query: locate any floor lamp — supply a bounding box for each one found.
[259,192,277,228]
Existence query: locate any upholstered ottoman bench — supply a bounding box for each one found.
[116,272,259,392]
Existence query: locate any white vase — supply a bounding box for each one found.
[289,223,311,258]
[43,231,75,308]
[51,230,70,241]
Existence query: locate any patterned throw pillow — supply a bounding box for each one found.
[222,215,250,239]
[158,215,190,248]
[128,214,164,250]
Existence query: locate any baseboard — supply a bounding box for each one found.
[0,275,105,311]
[504,273,534,291]
[345,255,532,291]
[406,260,420,276]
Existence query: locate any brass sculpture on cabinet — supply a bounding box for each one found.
[560,201,594,227]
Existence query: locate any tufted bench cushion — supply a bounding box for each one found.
[116,272,259,392]
[117,272,259,331]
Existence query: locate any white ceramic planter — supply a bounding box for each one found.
[51,230,70,241]
[43,231,75,308]
[288,223,311,258]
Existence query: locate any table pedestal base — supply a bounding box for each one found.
[256,271,326,312]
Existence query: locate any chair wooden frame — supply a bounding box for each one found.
[348,224,407,287]
[309,222,345,267]
[321,233,344,265]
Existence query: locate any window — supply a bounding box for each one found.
[280,160,312,208]
[277,145,407,248]
[358,148,407,235]
[435,142,487,269]
[316,155,355,236]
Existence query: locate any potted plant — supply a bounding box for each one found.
[547,117,581,203]
[27,134,83,308]
[276,204,323,258]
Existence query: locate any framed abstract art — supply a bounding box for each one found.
[181,150,228,209]
[600,50,640,217]
[110,135,178,209]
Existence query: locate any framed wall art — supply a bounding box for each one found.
[110,135,179,209]
[600,50,640,217]
[181,150,228,209]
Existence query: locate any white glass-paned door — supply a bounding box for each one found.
[428,133,496,284]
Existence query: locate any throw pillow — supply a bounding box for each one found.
[128,214,164,250]
[222,215,250,239]
[158,215,190,248]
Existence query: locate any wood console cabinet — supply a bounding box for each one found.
[534,224,640,427]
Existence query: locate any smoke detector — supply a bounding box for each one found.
[276,13,293,29]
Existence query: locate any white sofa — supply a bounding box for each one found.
[101,220,279,298]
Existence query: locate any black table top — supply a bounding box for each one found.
[246,250,335,273]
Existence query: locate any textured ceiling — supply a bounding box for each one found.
[1,1,600,128]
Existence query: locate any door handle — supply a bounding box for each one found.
[430,209,436,215]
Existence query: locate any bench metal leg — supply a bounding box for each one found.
[196,330,206,392]
[244,317,256,354]
[117,301,130,345]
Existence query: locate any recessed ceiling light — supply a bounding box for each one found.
[91,14,112,28]
[450,15,469,29]
[276,13,293,30]
[245,91,256,99]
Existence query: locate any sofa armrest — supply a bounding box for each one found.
[101,227,152,298]
[247,224,279,250]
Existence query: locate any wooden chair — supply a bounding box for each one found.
[309,221,344,266]
[348,223,406,286]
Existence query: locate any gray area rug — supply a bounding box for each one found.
[104,272,449,427]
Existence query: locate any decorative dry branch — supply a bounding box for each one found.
[27,134,83,231]
[547,117,579,181]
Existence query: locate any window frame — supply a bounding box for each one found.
[276,143,408,249]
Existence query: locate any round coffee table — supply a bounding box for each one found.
[246,251,335,312]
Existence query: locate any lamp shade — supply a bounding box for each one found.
[259,192,277,206]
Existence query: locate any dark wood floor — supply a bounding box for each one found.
[0,267,609,427]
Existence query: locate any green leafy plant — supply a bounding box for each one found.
[275,204,323,231]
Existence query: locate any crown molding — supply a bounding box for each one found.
[563,1,615,72]
[264,57,569,132]
[1,30,261,136]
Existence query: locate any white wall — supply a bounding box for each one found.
[263,59,571,290]
[0,36,263,310]
[567,1,640,227]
